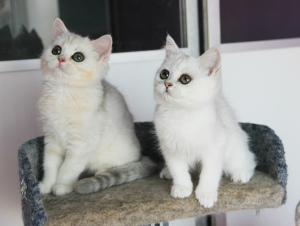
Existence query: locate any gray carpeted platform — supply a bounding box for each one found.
[18,122,287,225]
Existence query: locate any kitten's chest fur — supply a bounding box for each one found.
[155,104,225,153]
[39,83,103,142]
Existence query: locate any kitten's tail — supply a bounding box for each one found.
[296,201,300,226]
[74,157,157,194]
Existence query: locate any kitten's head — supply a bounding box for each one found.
[154,35,221,108]
[41,18,112,86]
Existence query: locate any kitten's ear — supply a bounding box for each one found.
[52,18,68,40]
[165,35,179,58]
[92,35,112,61]
[199,47,221,76]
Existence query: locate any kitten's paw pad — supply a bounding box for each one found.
[231,172,251,183]
[38,182,53,194]
[196,190,217,208]
[74,179,96,194]
[52,184,73,196]
[171,185,193,198]
[159,167,172,180]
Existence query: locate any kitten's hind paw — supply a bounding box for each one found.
[230,172,252,183]
[52,184,73,196]
[195,190,217,208]
[171,185,193,198]
[38,182,53,194]
[159,167,172,180]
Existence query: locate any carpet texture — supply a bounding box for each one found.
[18,122,287,226]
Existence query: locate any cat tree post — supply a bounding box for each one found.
[18,122,287,225]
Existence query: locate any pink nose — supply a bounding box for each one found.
[58,57,66,64]
[165,82,173,88]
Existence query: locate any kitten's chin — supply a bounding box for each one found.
[155,92,197,108]
[155,91,175,105]
[42,61,65,76]
[53,64,75,77]
[55,64,67,73]
[51,67,65,77]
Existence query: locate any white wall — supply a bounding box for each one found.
[1,45,299,226]
[221,46,300,226]
[106,58,162,122]
[0,70,43,226]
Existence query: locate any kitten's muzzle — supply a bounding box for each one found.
[165,82,173,88]
[58,57,66,64]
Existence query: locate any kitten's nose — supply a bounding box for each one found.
[165,82,173,88]
[58,57,66,64]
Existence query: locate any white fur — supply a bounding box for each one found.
[154,35,256,208]
[38,18,140,196]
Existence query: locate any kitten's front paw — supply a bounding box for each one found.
[230,172,251,183]
[38,182,53,194]
[159,167,172,180]
[171,185,193,198]
[52,184,73,196]
[195,190,217,208]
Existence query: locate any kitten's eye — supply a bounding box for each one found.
[179,74,192,84]
[72,52,84,62]
[52,46,62,55]
[160,69,169,80]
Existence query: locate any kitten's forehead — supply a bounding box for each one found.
[163,53,198,76]
[53,33,93,52]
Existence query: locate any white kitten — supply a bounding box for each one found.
[38,18,156,196]
[154,35,256,208]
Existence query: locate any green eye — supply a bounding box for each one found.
[72,52,84,62]
[179,74,192,84]
[160,69,169,79]
[52,46,62,55]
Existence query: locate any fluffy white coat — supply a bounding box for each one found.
[154,36,256,208]
[38,19,141,196]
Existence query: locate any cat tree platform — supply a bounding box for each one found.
[18,122,287,226]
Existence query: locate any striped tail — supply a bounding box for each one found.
[296,201,300,226]
[74,157,157,194]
